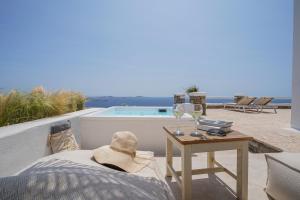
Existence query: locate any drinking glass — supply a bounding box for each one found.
[190,105,203,137]
[173,104,184,136]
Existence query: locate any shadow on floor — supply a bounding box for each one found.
[166,174,237,200]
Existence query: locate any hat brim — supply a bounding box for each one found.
[93,145,152,173]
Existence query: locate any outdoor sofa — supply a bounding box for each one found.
[0,150,175,200]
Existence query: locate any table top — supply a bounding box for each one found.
[163,126,253,145]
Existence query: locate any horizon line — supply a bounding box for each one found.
[86,96,292,99]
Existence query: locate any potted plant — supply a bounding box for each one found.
[185,85,199,94]
[186,85,207,115]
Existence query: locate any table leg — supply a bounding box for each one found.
[237,142,249,200]
[207,151,215,168]
[182,145,192,200]
[166,137,173,177]
[202,103,207,115]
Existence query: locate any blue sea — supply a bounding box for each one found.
[85,97,291,108]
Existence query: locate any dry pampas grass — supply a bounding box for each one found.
[0,86,86,127]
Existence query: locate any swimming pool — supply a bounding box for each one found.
[89,106,174,117]
[80,106,192,154]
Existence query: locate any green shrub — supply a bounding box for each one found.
[0,87,86,127]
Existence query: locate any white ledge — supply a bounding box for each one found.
[0,108,103,138]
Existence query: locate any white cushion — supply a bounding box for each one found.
[265,153,300,200]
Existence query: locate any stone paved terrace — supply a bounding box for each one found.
[205,109,299,152]
[155,108,299,200]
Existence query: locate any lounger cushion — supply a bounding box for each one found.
[265,153,300,200]
[237,96,255,105]
[0,159,175,200]
[253,97,273,106]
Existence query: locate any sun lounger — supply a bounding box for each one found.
[252,97,277,113]
[224,96,256,112]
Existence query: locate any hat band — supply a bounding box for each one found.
[110,146,136,158]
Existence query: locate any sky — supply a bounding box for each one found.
[0,0,294,97]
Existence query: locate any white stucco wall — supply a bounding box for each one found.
[292,0,300,130]
[80,116,193,155]
[0,108,100,177]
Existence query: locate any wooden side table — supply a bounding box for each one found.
[163,126,253,200]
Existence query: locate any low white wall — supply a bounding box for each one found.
[0,108,100,177]
[0,107,194,176]
[292,0,300,130]
[80,116,194,155]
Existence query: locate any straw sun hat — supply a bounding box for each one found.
[93,131,152,173]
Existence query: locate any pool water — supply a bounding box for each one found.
[94,106,173,117]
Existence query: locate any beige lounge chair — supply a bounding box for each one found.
[224,96,257,112]
[252,97,277,113]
